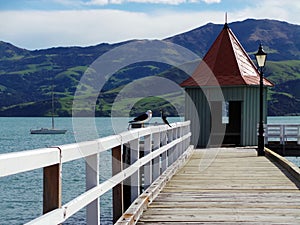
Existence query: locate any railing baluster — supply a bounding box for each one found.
[86,153,100,225]
[185,124,190,151]
[123,143,131,210]
[175,127,180,161]
[280,125,284,144]
[129,138,140,202]
[152,131,160,180]
[167,128,173,166]
[143,134,152,189]
[298,125,300,145]
[179,126,184,155]
[265,124,269,144]
[112,145,123,223]
[161,129,168,172]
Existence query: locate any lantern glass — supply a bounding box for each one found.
[255,44,267,67]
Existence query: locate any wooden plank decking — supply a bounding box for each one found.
[136,148,300,225]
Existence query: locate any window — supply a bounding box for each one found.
[222,101,229,124]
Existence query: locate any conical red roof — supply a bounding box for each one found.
[181,24,273,87]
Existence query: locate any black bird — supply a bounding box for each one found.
[160,110,171,127]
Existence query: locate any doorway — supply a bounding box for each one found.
[223,101,242,146]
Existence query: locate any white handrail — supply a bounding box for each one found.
[265,124,300,144]
[0,147,60,177]
[0,121,191,225]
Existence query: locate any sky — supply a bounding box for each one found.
[0,0,300,50]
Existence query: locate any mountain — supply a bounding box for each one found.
[0,19,300,116]
[166,19,300,61]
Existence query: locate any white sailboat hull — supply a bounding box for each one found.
[30,128,67,134]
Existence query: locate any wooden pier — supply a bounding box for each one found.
[117,147,300,225]
[1,121,300,224]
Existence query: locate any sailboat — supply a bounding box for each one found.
[30,87,67,134]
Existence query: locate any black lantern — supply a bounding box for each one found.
[255,44,267,156]
[255,44,267,67]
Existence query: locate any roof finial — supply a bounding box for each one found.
[224,12,229,29]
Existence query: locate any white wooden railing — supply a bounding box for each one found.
[0,121,191,225]
[265,124,300,144]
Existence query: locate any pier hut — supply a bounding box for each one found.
[181,23,273,147]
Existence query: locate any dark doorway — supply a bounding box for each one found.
[223,101,242,146]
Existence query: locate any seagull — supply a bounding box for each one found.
[128,110,152,128]
[160,110,171,127]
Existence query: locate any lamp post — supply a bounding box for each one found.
[255,44,267,156]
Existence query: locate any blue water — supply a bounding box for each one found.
[0,116,299,224]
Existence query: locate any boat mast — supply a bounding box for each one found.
[51,85,54,129]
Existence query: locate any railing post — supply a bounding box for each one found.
[265,124,268,144]
[123,138,140,210]
[187,123,191,148]
[298,125,300,145]
[143,134,152,189]
[123,143,131,211]
[167,128,174,165]
[152,131,160,180]
[129,138,140,202]
[175,126,181,159]
[161,129,168,172]
[182,124,187,151]
[112,145,123,223]
[179,126,184,156]
[280,125,284,144]
[86,153,100,225]
[167,127,173,144]
[185,123,190,149]
[43,163,62,214]
[174,126,178,162]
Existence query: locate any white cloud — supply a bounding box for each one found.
[84,0,109,5]
[201,0,221,3]
[84,0,219,6]
[0,0,299,50]
[0,9,224,49]
[127,0,186,5]
[233,0,300,25]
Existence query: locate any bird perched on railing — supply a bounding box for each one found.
[160,109,171,127]
[128,110,152,128]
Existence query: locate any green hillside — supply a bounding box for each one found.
[0,19,300,116]
[265,60,300,115]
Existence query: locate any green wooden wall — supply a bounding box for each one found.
[185,86,268,148]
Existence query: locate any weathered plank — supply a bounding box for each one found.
[136,148,300,224]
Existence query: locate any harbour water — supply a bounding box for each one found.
[0,116,299,224]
